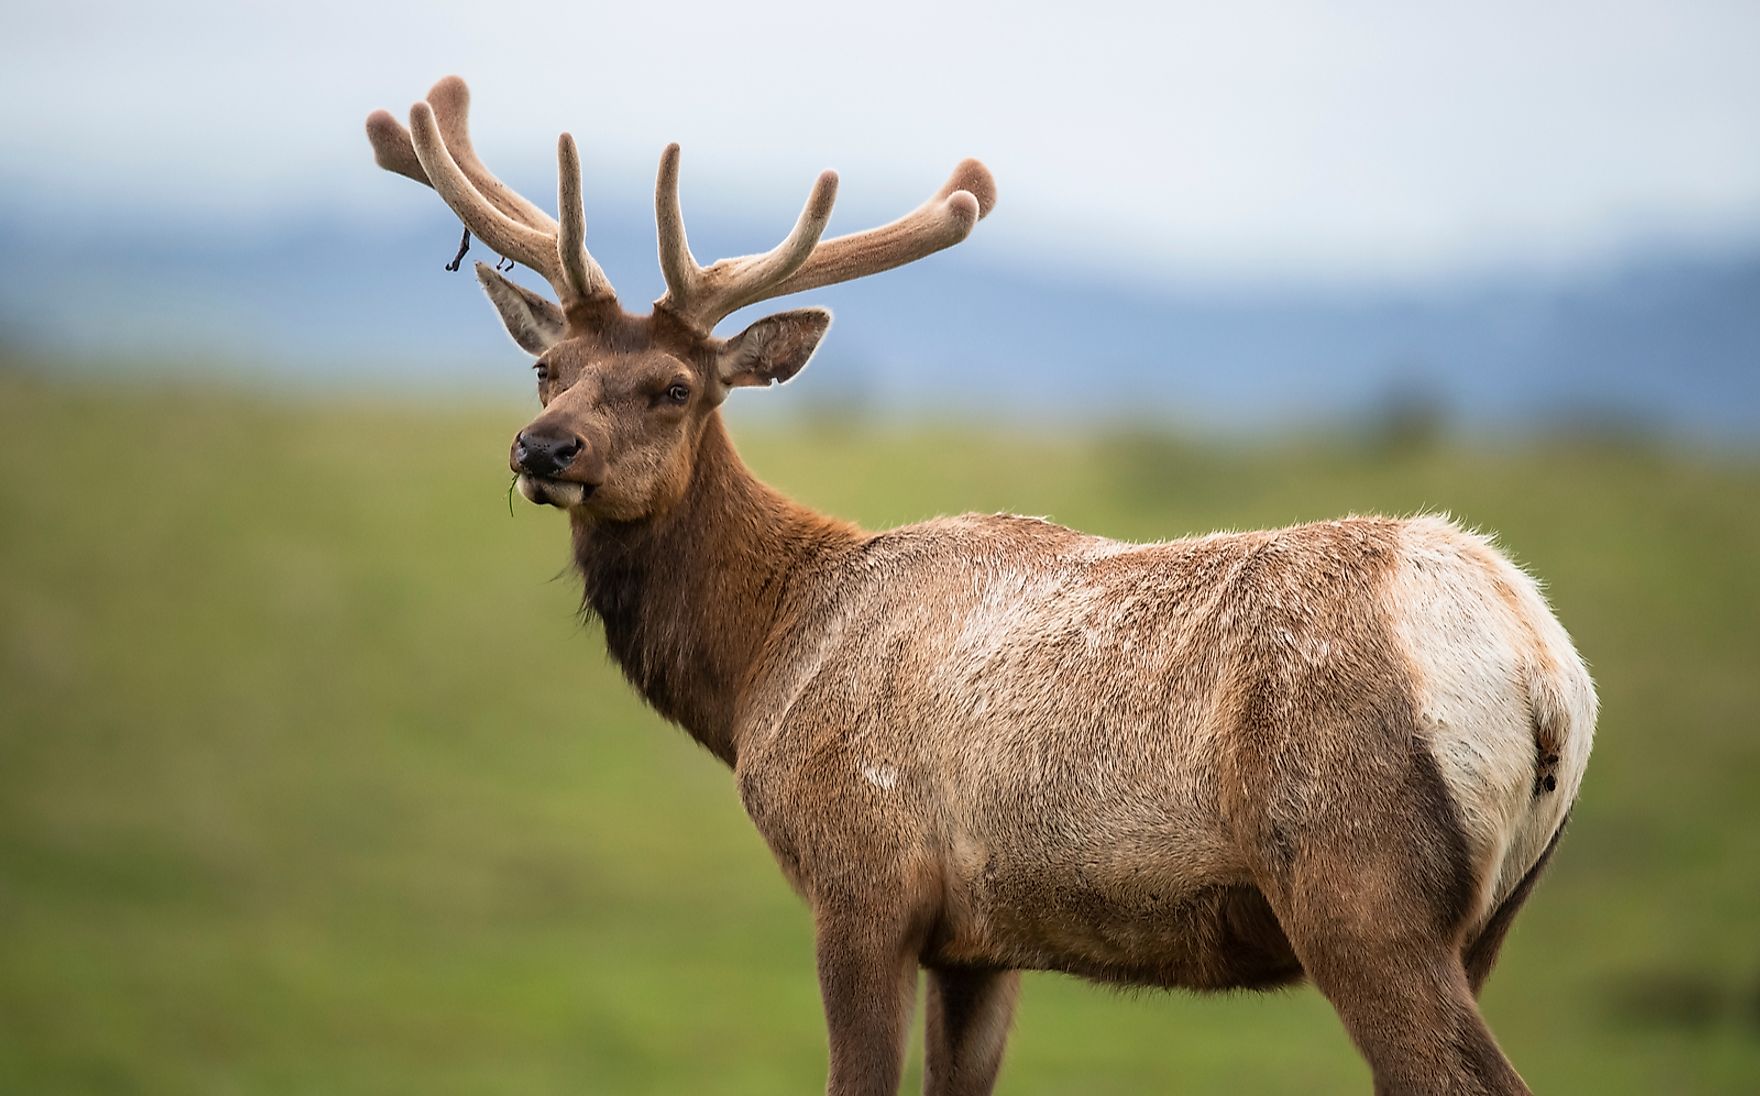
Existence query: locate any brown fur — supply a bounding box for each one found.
[552,409,1580,1094]
[366,84,1597,1093]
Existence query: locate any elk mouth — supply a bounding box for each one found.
[516,474,597,509]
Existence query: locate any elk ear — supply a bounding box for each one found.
[475,262,565,355]
[716,307,832,388]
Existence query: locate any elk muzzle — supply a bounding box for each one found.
[510,428,598,509]
[512,429,584,478]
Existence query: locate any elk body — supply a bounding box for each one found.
[367,78,1596,1095]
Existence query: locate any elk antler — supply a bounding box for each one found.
[365,76,614,306]
[654,148,997,334]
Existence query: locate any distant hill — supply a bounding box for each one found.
[4,200,1756,442]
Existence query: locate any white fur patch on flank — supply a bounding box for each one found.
[861,763,899,791]
[950,568,1064,662]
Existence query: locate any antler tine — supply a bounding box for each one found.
[654,144,698,310]
[365,78,558,234]
[652,152,994,333]
[556,133,614,302]
[408,101,559,280]
[366,109,429,185]
[718,169,839,312]
[367,77,617,308]
[654,144,840,333]
[372,78,992,328]
[762,158,997,300]
[423,76,559,234]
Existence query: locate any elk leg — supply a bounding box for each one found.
[815,911,919,1096]
[1267,850,1530,1096]
[1297,931,1528,1096]
[1234,675,1534,1091]
[922,967,1019,1096]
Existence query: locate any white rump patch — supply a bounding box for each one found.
[1389,517,1596,928]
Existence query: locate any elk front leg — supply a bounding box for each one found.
[815,908,920,1096]
[923,966,1019,1096]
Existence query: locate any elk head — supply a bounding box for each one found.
[366,77,996,521]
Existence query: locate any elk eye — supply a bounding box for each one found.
[533,361,551,382]
[665,383,690,405]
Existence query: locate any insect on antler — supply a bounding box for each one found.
[653,147,997,334]
[365,76,614,307]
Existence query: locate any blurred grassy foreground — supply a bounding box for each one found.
[1,368,1757,1094]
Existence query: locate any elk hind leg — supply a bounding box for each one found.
[1247,715,1530,1090]
[1268,819,1530,1094]
[1295,921,1529,1096]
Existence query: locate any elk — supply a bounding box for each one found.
[366,76,1596,1095]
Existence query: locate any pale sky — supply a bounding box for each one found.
[5,0,1757,285]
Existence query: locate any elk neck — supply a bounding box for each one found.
[569,412,860,765]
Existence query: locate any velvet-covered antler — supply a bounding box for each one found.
[365,76,614,306]
[653,148,996,334]
[368,77,997,336]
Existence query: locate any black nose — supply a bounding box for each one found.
[513,431,585,477]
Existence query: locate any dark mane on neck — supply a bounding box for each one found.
[570,413,860,763]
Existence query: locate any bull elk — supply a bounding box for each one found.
[366,76,1596,1095]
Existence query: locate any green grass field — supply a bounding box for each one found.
[2,369,1757,1093]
